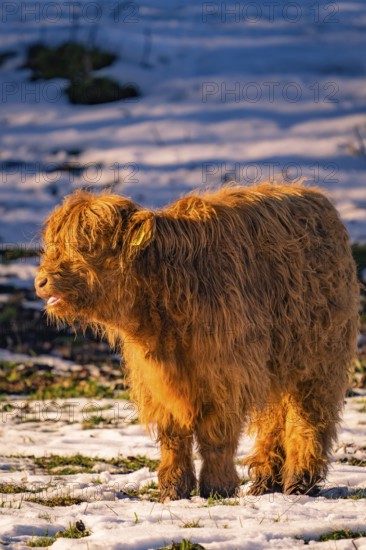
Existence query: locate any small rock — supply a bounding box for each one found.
[75,520,85,532]
[320,486,349,499]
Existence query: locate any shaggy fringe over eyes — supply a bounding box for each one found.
[44,190,138,251]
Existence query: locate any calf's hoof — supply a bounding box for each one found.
[283,474,321,497]
[247,477,283,496]
[158,471,196,501]
[199,470,240,499]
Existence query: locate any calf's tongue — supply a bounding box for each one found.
[47,296,61,306]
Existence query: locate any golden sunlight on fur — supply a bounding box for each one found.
[35,183,359,500]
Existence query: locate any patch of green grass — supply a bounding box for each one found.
[26,496,84,507]
[0,360,109,398]
[80,404,113,413]
[181,520,202,528]
[33,453,159,475]
[119,389,131,400]
[352,358,366,389]
[133,480,158,495]
[33,379,115,400]
[0,483,26,494]
[354,360,366,374]
[0,246,37,264]
[126,480,160,501]
[0,306,17,324]
[319,529,366,541]
[157,539,205,550]
[34,453,95,475]
[157,541,206,550]
[56,521,91,539]
[206,493,240,506]
[28,531,56,547]
[108,455,159,472]
[0,480,44,495]
[339,457,366,467]
[82,415,108,430]
[344,489,366,499]
[38,512,53,522]
[0,500,23,509]
[28,537,56,547]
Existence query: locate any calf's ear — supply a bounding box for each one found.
[129,211,156,250]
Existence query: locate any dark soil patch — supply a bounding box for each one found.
[66,77,139,105]
[24,42,116,81]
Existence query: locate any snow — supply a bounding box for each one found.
[1,0,366,245]
[0,391,366,549]
[1,0,366,548]
[0,260,39,288]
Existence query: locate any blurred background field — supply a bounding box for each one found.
[1,3,366,548]
[1,0,366,398]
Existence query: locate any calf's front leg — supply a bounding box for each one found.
[158,420,196,501]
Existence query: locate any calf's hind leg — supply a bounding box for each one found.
[195,411,241,498]
[282,384,341,496]
[245,400,286,495]
[158,419,196,501]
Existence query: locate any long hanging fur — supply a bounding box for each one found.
[36,182,360,499]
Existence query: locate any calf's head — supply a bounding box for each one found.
[35,190,154,325]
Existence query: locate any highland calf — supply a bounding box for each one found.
[35,183,359,499]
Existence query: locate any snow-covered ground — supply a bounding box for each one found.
[0,393,366,549]
[1,1,366,548]
[1,0,366,244]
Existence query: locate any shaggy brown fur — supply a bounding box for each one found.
[35,183,359,500]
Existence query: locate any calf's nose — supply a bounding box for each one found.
[35,276,48,290]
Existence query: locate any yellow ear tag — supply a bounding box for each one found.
[131,225,150,247]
